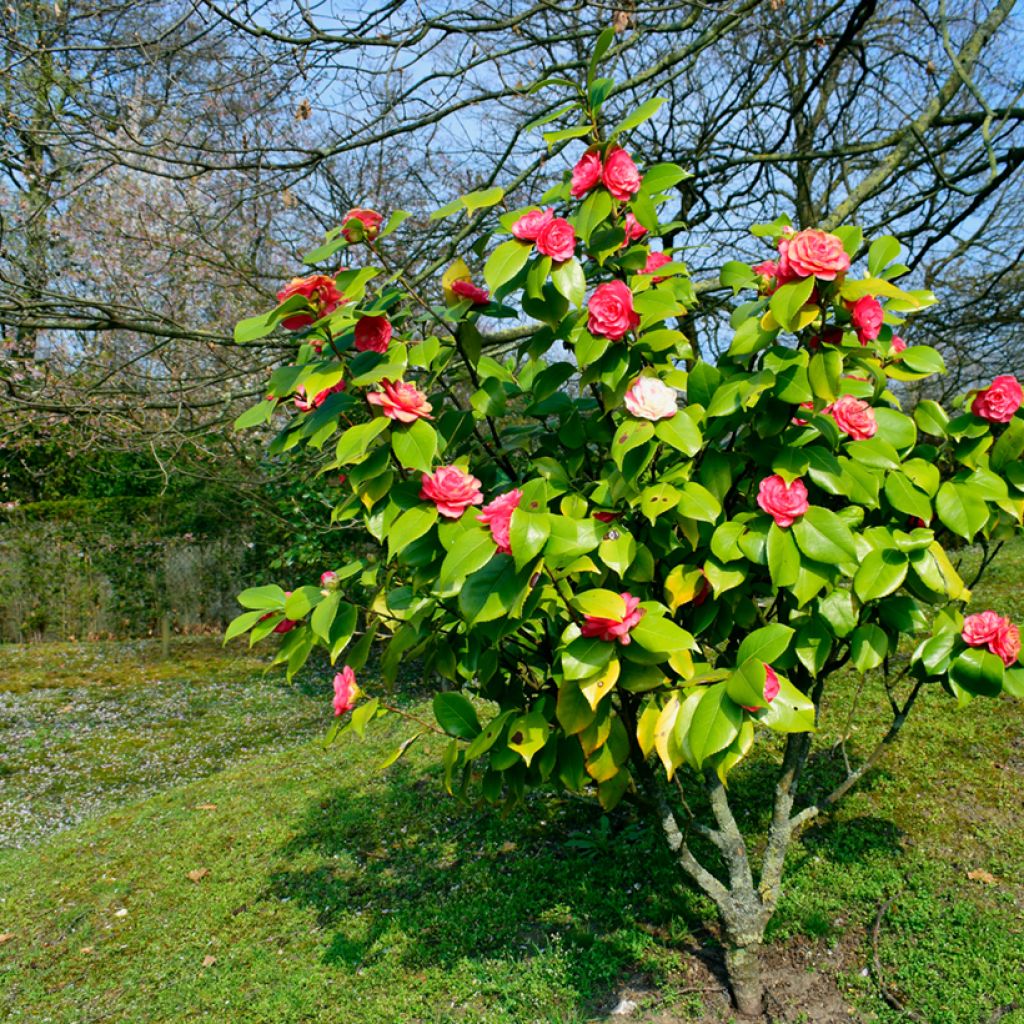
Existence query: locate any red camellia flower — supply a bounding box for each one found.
[741,664,781,712]
[354,315,392,353]
[535,217,577,262]
[890,335,907,354]
[451,279,490,305]
[276,274,345,330]
[367,379,433,423]
[962,611,1021,667]
[602,147,642,200]
[757,474,809,528]
[849,295,884,343]
[571,150,602,198]
[587,280,640,341]
[971,375,1023,424]
[341,207,383,243]
[333,666,360,715]
[643,250,671,282]
[259,591,299,634]
[776,228,850,281]
[828,394,877,440]
[580,592,646,645]
[420,466,484,518]
[593,510,621,524]
[512,207,554,241]
[622,212,648,244]
[477,488,523,554]
[293,380,346,412]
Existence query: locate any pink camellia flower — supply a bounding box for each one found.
[752,259,779,280]
[587,280,640,341]
[535,217,577,262]
[890,335,907,354]
[624,376,678,421]
[963,611,1021,667]
[741,664,781,712]
[293,380,346,413]
[258,591,299,634]
[451,279,490,305]
[332,666,361,715]
[341,208,383,243]
[571,150,602,198]
[807,327,844,351]
[643,250,672,282]
[622,212,648,245]
[277,274,345,330]
[791,400,816,426]
[367,379,434,424]
[512,207,554,241]
[320,571,339,590]
[757,474,809,528]
[354,315,392,353]
[420,465,484,518]
[971,375,1023,424]
[829,393,878,440]
[602,147,642,200]
[776,228,850,281]
[580,592,646,645]
[850,295,884,343]
[476,488,522,554]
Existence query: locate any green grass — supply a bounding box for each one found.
[0,546,1022,1022]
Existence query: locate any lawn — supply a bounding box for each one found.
[0,545,1022,1022]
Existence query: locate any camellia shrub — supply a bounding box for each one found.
[227,31,1024,1018]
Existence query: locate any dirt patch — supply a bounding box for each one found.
[593,931,867,1023]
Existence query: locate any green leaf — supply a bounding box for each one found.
[899,346,945,375]
[550,256,586,307]
[391,419,437,473]
[379,210,411,239]
[224,609,266,641]
[760,676,816,733]
[310,592,341,642]
[465,710,515,760]
[439,527,496,589]
[868,235,901,276]
[851,624,888,672]
[792,507,858,563]
[949,648,1004,698]
[736,624,795,666]
[459,555,530,623]
[794,618,833,676]
[936,481,989,541]
[387,506,438,560]
[588,26,616,86]
[562,636,614,682]
[767,523,800,587]
[573,589,627,619]
[433,692,482,739]
[685,683,742,768]
[612,419,655,469]
[234,398,277,431]
[884,472,932,522]
[335,418,389,464]
[509,508,550,569]
[854,549,909,601]
[769,277,815,332]
[484,238,532,293]
[720,261,758,294]
[463,186,505,211]
[237,584,286,610]
[610,96,667,137]
[234,295,308,343]
[641,162,690,193]
[677,481,721,523]
[630,615,694,656]
[507,710,550,766]
[726,659,770,709]
[574,190,612,246]
[654,413,703,456]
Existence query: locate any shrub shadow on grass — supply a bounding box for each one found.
[264,763,717,1012]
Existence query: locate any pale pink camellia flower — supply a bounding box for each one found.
[602,147,642,200]
[849,295,884,343]
[622,212,647,244]
[828,394,878,440]
[587,280,640,341]
[293,380,346,413]
[535,217,577,262]
[890,335,907,354]
[332,666,361,716]
[962,611,1021,667]
[276,274,345,330]
[580,592,646,645]
[971,375,1023,424]
[571,150,602,198]
[741,664,781,712]
[341,207,383,243]
[451,279,490,305]
[643,250,672,283]
[367,379,434,424]
[757,474,809,528]
[476,488,523,554]
[354,315,392,353]
[776,228,850,281]
[420,465,485,518]
[512,207,554,241]
[624,376,678,421]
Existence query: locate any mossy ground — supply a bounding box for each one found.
[0,545,1022,1022]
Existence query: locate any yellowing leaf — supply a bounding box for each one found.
[664,565,705,611]
[442,257,472,304]
[580,658,620,710]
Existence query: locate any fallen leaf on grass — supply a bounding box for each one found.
[202,955,217,968]
[187,869,210,883]
[195,804,218,811]
[967,869,998,884]
[81,946,94,955]
[0,933,14,944]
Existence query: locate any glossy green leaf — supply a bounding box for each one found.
[433,692,482,739]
